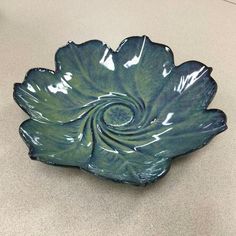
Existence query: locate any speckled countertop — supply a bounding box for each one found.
[0,0,235,235]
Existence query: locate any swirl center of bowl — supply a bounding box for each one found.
[103,104,133,127]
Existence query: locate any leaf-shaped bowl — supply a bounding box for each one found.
[13,36,227,185]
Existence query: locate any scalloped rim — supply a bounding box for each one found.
[13,35,228,186]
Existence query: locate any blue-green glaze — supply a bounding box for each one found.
[13,36,227,185]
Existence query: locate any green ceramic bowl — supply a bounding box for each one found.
[13,36,227,185]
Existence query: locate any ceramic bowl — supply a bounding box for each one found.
[13,36,227,185]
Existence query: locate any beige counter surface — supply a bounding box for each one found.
[0,0,235,235]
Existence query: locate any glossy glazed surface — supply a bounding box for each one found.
[13,36,227,185]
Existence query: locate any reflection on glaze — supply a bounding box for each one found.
[99,48,115,71]
[64,72,73,81]
[174,66,207,94]
[48,80,71,94]
[13,36,227,185]
[123,36,146,68]
[162,112,174,126]
[134,128,173,151]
